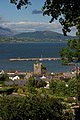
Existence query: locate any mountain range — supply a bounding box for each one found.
[0,27,14,36]
[14,31,76,41]
[0,26,77,41]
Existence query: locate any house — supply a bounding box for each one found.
[9,75,20,81]
[40,75,46,80]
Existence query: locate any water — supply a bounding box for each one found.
[0,42,74,73]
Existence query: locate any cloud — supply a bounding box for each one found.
[0,17,76,35]
[0,16,10,27]
[32,10,43,14]
[7,21,62,33]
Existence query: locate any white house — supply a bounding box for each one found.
[9,76,20,81]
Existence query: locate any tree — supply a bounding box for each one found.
[49,78,78,98]
[36,79,47,88]
[26,76,36,93]
[68,39,80,61]
[10,0,31,9]
[42,0,80,36]
[0,94,71,120]
[0,74,9,81]
[27,76,36,88]
[60,39,80,64]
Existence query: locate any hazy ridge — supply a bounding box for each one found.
[0,27,77,42]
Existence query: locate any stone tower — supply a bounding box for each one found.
[34,62,42,75]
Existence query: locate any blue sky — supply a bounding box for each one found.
[0,0,76,35]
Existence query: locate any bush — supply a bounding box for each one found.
[0,94,69,120]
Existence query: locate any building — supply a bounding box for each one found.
[34,62,42,75]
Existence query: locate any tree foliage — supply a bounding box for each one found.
[10,0,31,9]
[60,39,80,64]
[49,78,77,98]
[0,94,68,120]
[26,76,36,93]
[27,76,36,88]
[36,79,47,88]
[0,74,9,81]
[43,0,80,35]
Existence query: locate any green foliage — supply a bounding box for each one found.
[0,87,14,95]
[68,79,76,97]
[49,78,77,98]
[60,47,73,65]
[42,0,80,35]
[0,94,69,120]
[26,76,47,93]
[0,74,10,86]
[10,0,31,9]
[41,64,46,70]
[0,74,9,82]
[18,74,24,79]
[68,39,80,61]
[0,96,26,120]
[49,80,57,93]
[26,76,36,93]
[17,87,24,94]
[0,81,4,85]
[0,77,78,119]
[27,76,36,87]
[60,39,80,63]
[36,79,47,88]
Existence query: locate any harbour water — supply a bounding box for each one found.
[0,42,75,73]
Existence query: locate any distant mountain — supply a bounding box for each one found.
[14,31,77,41]
[0,27,14,36]
[0,28,77,42]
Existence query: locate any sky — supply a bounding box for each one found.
[0,0,76,36]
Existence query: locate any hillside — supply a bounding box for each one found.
[14,31,77,41]
[0,27,14,36]
[0,28,77,43]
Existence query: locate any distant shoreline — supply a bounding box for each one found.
[0,40,67,44]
